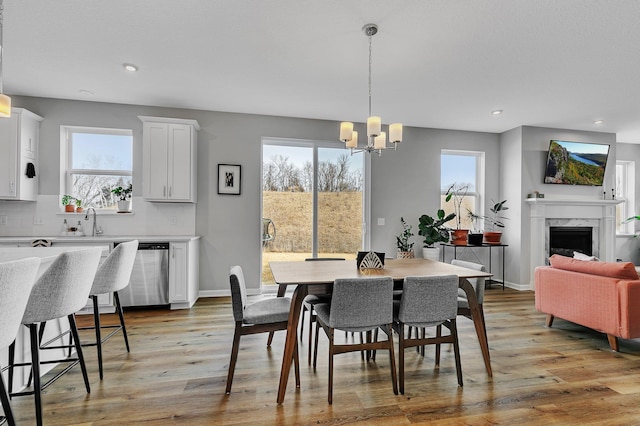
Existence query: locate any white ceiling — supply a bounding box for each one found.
[5,1,640,142]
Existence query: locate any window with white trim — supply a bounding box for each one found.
[62,126,133,210]
[616,160,635,234]
[440,150,485,231]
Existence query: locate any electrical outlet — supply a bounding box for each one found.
[33,216,44,225]
[377,218,385,226]
[170,216,177,225]
[0,215,7,225]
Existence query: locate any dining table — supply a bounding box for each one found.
[269,257,494,404]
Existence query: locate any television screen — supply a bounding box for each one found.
[544,140,609,186]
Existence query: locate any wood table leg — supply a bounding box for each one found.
[267,284,288,346]
[459,278,493,377]
[277,284,307,404]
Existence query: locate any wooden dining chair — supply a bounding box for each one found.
[226,265,300,394]
[394,275,462,394]
[313,276,397,404]
[0,257,41,426]
[435,259,487,366]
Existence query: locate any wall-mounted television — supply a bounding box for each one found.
[544,140,609,186]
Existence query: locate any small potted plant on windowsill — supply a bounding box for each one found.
[75,198,84,213]
[112,183,133,212]
[396,217,415,259]
[418,209,456,261]
[62,194,76,212]
[445,182,471,245]
[484,199,508,244]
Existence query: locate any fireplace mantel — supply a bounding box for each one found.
[527,198,623,287]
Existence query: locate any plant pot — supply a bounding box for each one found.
[397,250,415,259]
[451,229,469,245]
[468,233,483,246]
[75,207,84,213]
[64,205,75,213]
[484,231,502,245]
[422,246,440,261]
[117,200,132,212]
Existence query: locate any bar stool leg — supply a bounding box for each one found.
[67,314,90,393]
[28,323,43,426]
[114,291,130,352]
[91,295,104,380]
[0,372,16,426]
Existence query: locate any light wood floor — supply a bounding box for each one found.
[5,287,640,425]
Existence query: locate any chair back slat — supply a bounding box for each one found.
[229,265,248,322]
[399,275,458,327]
[329,276,393,331]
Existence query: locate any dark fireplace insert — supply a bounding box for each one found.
[549,226,592,257]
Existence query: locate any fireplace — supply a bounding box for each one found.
[549,226,592,257]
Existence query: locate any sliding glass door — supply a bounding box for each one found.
[261,139,364,286]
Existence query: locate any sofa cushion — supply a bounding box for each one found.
[549,254,639,280]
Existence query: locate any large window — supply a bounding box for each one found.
[62,126,133,209]
[440,150,485,230]
[261,139,364,285]
[616,160,635,234]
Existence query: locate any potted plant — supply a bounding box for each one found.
[112,183,133,212]
[75,198,84,213]
[396,217,415,259]
[418,209,456,261]
[467,208,484,245]
[62,194,76,212]
[484,199,508,244]
[445,182,470,245]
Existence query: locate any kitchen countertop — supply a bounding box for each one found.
[0,235,200,244]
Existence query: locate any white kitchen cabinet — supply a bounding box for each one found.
[139,116,200,203]
[0,108,43,201]
[169,239,199,309]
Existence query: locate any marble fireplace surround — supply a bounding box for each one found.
[526,198,622,284]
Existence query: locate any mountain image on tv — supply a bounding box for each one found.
[544,140,608,186]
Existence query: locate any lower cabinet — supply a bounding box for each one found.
[169,239,199,309]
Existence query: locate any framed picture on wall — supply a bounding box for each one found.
[218,164,241,195]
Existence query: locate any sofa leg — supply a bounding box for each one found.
[545,314,554,327]
[607,334,619,352]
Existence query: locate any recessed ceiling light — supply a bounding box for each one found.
[593,120,604,125]
[491,110,503,116]
[78,89,93,96]
[123,63,138,72]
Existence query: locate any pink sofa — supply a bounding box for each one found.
[535,254,640,351]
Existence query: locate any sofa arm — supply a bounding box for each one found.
[618,280,640,339]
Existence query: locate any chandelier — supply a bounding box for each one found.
[339,24,402,156]
[0,0,10,117]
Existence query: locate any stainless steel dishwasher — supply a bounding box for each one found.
[116,241,170,307]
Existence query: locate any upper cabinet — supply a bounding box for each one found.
[139,116,200,203]
[0,108,44,201]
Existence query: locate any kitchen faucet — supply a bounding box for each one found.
[84,207,103,237]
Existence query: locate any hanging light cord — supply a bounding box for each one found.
[0,0,5,94]
[368,30,373,118]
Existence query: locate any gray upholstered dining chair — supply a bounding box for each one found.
[8,248,102,426]
[394,275,462,394]
[435,259,487,365]
[0,257,41,426]
[78,240,139,380]
[313,276,397,404]
[299,258,344,365]
[226,265,300,394]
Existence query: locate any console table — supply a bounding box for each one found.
[441,242,507,290]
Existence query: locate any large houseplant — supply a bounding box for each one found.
[484,199,508,244]
[396,217,415,258]
[445,182,470,245]
[418,209,456,260]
